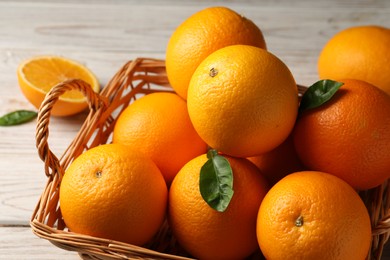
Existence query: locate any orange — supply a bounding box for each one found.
[59,144,167,246]
[257,171,371,260]
[17,55,100,116]
[187,45,298,158]
[248,134,305,186]
[293,79,390,190]
[166,6,266,99]
[169,154,269,260]
[318,25,390,95]
[112,92,207,185]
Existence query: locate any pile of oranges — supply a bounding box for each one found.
[18,6,390,260]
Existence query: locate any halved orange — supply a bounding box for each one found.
[17,56,100,116]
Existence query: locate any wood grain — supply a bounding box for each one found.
[0,0,389,258]
[0,227,79,259]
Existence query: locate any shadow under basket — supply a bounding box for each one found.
[30,58,390,260]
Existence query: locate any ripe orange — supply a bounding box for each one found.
[257,171,371,260]
[166,6,266,99]
[248,134,305,186]
[318,25,390,95]
[59,144,168,246]
[169,154,269,260]
[293,79,390,190]
[187,45,298,158]
[17,55,100,116]
[112,92,207,185]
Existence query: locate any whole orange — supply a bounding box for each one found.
[318,25,390,95]
[59,144,167,246]
[257,171,371,260]
[248,134,305,186]
[112,92,207,185]
[166,6,266,99]
[293,79,390,190]
[187,45,298,158]
[169,154,269,260]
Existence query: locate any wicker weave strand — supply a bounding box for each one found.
[31,58,390,260]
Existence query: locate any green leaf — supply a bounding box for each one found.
[0,110,37,126]
[199,149,234,212]
[299,79,344,112]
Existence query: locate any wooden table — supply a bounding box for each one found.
[0,1,389,259]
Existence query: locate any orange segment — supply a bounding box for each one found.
[17,56,100,116]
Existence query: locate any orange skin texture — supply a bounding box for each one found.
[59,144,168,246]
[169,154,269,260]
[187,45,298,158]
[166,6,266,99]
[248,133,305,186]
[257,171,372,260]
[113,92,207,185]
[318,25,390,96]
[293,79,390,190]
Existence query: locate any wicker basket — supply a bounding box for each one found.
[31,58,390,260]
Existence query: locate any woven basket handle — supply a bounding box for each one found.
[35,79,104,178]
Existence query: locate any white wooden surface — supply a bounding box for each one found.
[0,0,389,259]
